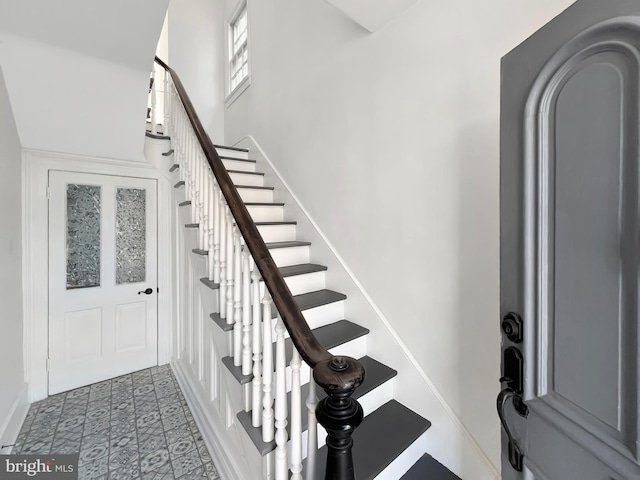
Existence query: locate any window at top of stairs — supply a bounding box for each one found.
[228,1,249,99]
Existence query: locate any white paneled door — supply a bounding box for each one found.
[48,171,158,395]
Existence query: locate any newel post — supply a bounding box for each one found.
[314,356,365,480]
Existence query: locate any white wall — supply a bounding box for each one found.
[0,0,168,161]
[222,0,576,470]
[167,0,226,142]
[0,65,27,450]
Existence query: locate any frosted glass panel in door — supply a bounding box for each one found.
[116,187,146,285]
[66,184,101,289]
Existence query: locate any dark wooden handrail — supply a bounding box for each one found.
[154,57,365,479]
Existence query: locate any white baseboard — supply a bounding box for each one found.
[232,135,499,480]
[0,384,29,454]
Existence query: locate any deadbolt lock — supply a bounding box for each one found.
[502,312,523,343]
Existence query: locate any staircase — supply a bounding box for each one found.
[147,59,461,480]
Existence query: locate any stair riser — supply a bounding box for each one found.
[215,147,249,160]
[230,171,264,187]
[259,271,326,297]
[238,188,273,203]
[222,158,256,172]
[247,205,284,222]
[256,224,296,243]
[269,246,310,267]
[268,300,345,331]
[374,432,429,480]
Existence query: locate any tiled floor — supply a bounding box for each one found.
[12,365,220,480]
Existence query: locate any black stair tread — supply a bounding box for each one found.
[222,319,364,385]
[169,164,179,172]
[279,263,327,278]
[185,223,198,228]
[305,400,432,480]
[266,241,311,249]
[192,249,208,256]
[401,454,460,480]
[214,144,249,152]
[200,278,218,290]
[174,181,185,188]
[238,355,396,456]
[162,149,174,156]
[254,221,297,226]
[294,289,346,311]
[179,201,191,207]
[219,155,256,163]
[226,169,264,176]
[235,185,274,190]
[210,313,233,332]
[245,202,285,207]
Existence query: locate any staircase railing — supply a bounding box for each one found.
[150,57,365,480]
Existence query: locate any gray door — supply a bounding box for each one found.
[500,1,640,479]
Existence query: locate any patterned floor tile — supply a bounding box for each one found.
[140,448,171,474]
[11,365,219,480]
[78,456,109,479]
[171,449,203,478]
[168,433,196,459]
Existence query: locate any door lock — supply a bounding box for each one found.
[502,312,523,343]
[138,288,154,295]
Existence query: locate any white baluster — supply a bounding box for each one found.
[242,246,252,376]
[290,349,303,480]
[163,69,170,136]
[150,70,157,134]
[219,204,227,321]
[233,228,243,367]
[214,185,222,284]
[306,377,319,480]
[275,316,288,480]
[226,211,234,328]
[208,179,216,282]
[262,291,274,442]
[199,157,206,250]
[251,263,263,427]
[203,165,210,254]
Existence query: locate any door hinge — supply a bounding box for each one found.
[46,184,50,199]
[46,358,50,372]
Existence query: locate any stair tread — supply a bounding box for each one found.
[254,221,296,226]
[174,180,185,188]
[294,289,346,311]
[146,132,170,140]
[210,313,233,332]
[200,278,218,290]
[400,454,460,480]
[162,149,174,156]
[185,223,198,228]
[266,241,311,249]
[245,202,285,207]
[235,185,274,190]
[169,164,179,172]
[238,355,396,456]
[193,249,208,256]
[219,155,256,163]
[214,144,249,152]
[279,263,327,277]
[305,400,432,480]
[222,319,365,385]
[227,169,264,176]
[179,201,191,207]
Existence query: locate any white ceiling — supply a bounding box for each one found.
[321,0,421,32]
[0,0,164,69]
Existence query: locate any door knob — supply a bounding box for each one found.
[138,288,154,295]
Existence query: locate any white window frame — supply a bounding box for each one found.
[226,0,251,106]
